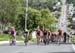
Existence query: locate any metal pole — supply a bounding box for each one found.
[25,0,28,31]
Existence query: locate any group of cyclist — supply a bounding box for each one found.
[8,26,69,46]
[34,27,69,45]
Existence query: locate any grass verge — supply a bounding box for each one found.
[0,34,23,41]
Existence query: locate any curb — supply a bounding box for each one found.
[0,41,9,44]
[0,41,23,45]
[0,41,32,45]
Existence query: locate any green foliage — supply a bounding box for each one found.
[0,0,22,24]
[28,7,41,30]
[27,8,56,30]
[0,34,32,41]
[0,0,57,36]
[15,14,25,30]
[0,34,10,41]
[70,35,75,43]
[28,0,62,11]
[13,7,56,31]
[41,8,56,29]
[66,0,75,6]
[0,34,22,41]
[50,24,57,31]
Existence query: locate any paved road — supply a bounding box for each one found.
[0,0,75,53]
[0,42,75,53]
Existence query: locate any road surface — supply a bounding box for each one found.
[0,0,75,53]
[0,42,75,53]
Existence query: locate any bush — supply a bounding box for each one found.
[70,35,75,43]
[3,30,9,34]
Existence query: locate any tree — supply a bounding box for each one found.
[66,0,75,6]
[41,8,56,30]
[0,0,22,25]
[28,7,41,30]
[0,0,22,32]
[0,0,56,33]
[15,7,41,31]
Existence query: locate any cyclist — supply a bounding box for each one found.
[22,29,29,45]
[9,26,16,45]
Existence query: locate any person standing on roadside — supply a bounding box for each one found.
[63,32,69,43]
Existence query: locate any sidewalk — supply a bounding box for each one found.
[69,40,75,51]
[0,41,23,44]
[0,41,33,45]
[72,44,75,51]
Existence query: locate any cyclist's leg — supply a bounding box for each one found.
[13,38,16,45]
[58,36,62,45]
[57,36,60,44]
[9,34,13,45]
[43,36,47,45]
[24,35,28,45]
[11,34,16,45]
[36,35,40,45]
